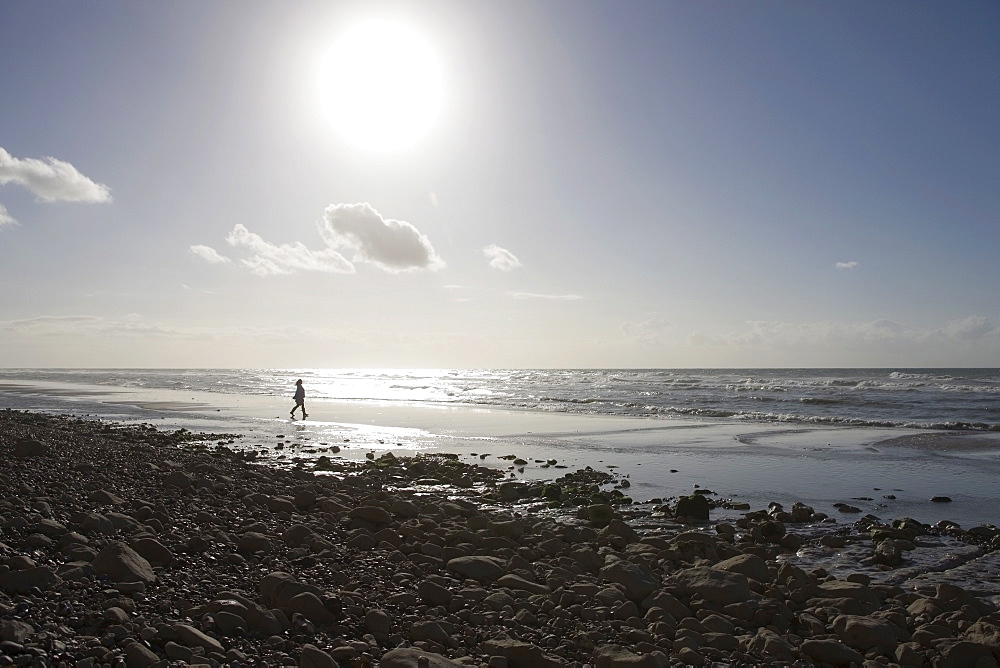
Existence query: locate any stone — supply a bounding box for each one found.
[246,603,283,636]
[130,537,173,565]
[92,541,156,583]
[349,505,392,524]
[593,644,665,667]
[287,592,335,625]
[380,648,465,667]
[667,566,750,605]
[480,638,563,667]
[410,620,451,644]
[446,555,505,582]
[0,566,61,593]
[799,639,866,666]
[874,538,902,566]
[123,641,160,667]
[88,489,126,505]
[674,494,709,520]
[237,531,273,554]
[12,439,51,457]
[418,578,452,606]
[0,620,35,643]
[599,560,661,601]
[816,580,880,607]
[745,628,796,662]
[832,614,899,652]
[713,553,770,583]
[173,622,225,653]
[299,643,339,668]
[164,470,194,488]
[365,609,392,635]
[496,573,551,595]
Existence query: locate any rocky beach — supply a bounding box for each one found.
[3,408,1000,667]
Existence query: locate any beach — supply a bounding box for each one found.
[3,407,1000,666]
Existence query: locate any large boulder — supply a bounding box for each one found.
[380,648,465,668]
[667,566,751,605]
[92,542,156,584]
[714,553,770,583]
[600,560,661,602]
[446,555,505,582]
[832,614,899,653]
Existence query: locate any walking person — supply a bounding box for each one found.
[290,379,307,419]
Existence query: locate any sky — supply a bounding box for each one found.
[1,0,998,368]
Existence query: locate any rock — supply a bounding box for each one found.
[965,621,1000,648]
[130,537,173,565]
[380,648,465,667]
[411,620,451,644]
[365,609,392,635]
[164,470,194,488]
[287,592,335,625]
[349,505,392,524]
[937,640,994,666]
[446,555,505,582]
[0,620,35,643]
[496,573,551,595]
[0,566,61,593]
[12,439,51,457]
[593,644,666,667]
[674,494,709,520]
[667,566,750,605]
[88,489,125,505]
[816,580,880,607]
[418,578,452,606]
[237,531,273,554]
[799,639,866,666]
[599,560,661,601]
[713,553,770,583]
[745,628,796,662]
[173,622,225,653]
[246,603,283,636]
[299,643,339,668]
[931,496,952,503]
[92,541,156,584]
[123,641,160,667]
[832,614,899,652]
[874,537,902,566]
[480,638,563,667]
[587,504,617,527]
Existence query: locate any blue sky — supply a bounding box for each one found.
[1,0,998,367]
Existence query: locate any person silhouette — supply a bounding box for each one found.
[290,379,307,419]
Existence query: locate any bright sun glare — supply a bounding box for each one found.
[320,20,443,151]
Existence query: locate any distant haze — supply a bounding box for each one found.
[1,1,998,368]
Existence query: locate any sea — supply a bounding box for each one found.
[3,367,999,430]
[5,367,1000,596]
[2,368,1000,528]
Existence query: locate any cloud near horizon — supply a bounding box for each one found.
[0,147,111,203]
[320,202,444,273]
[506,291,584,301]
[836,261,859,270]
[483,244,522,271]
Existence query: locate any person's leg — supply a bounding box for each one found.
[302,402,308,418]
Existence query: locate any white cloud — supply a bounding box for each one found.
[0,147,111,203]
[226,224,354,277]
[189,244,231,264]
[320,202,444,272]
[483,244,522,271]
[835,261,859,270]
[506,291,584,301]
[0,203,16,228]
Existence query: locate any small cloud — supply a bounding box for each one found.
[320,202,444,272]
[442,284,465,290]
[189,244,231,264]
[506,291,584,301]
[0,146,111,203]
[226,224,354,277]
[836,261,859,270]
[0,203,16,228]
[429,191,440,207]
[483,244,522,271]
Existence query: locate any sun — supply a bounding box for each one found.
[319,20,443,151]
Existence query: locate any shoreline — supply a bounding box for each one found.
[3,409,1000,666]
[5,378,1000,529]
